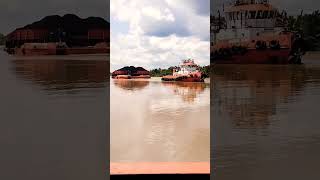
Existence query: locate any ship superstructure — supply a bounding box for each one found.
[211,0,305,64]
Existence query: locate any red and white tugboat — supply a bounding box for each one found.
[161,59,204,82]
[211,0,306,64]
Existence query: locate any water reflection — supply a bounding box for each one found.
[0,52,108,180]
[213,64,320,129]
[11,59,109,92]
[113,79,150,91]
[213,56,320,179]
[162,82,208,103]
[111,79,210,162]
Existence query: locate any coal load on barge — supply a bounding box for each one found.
[5,14,109,55]
[112,66,151,79]
[211,0,306,64]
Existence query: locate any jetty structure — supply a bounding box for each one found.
[112,66,150,79]
[211,0,306,64]
[5,14,109,55]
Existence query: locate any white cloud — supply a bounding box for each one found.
[110,0,209,71]
[141,7,175,22]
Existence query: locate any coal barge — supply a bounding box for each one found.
[5,14,109,56]
[112,66,151,79]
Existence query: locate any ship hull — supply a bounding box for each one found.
[211,48,294,64]
[112,75,151,79]
[12,48,109,56]
[161,75,204,82]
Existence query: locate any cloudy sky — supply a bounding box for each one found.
[0,0,109,34]
[110,0,210,71]
[212,0,320,15]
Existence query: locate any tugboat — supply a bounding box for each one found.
[161,59,204,82]
[211,0,306,64]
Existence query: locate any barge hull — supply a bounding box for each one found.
[212,48,293,64]
[13,48,109,56]
[112,75,151,79]
[161,75,204,82]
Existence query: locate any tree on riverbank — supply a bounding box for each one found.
[0,33,5,45]
[150,67,177,77]
[199,65,210,78]
[288,10,320,51]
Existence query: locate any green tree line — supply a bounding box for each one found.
[0,33,5,45]
[150,67,177,77]
[288,10,320,51]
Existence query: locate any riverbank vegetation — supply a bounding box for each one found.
[288,10,320,51]
[150,67,176,77]
[0,33,5,45]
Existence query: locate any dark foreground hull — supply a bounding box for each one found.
[211,48,302,64]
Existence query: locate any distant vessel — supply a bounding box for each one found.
[161,59,204,82]
[211,0,306,64]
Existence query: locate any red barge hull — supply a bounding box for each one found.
[212,48,292,64]
[161,75,204,82]
[112,75,151,79]
[13,48,109,56]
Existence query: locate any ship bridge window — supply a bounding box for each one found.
[256,10,263,19]
[263,11,268,19]
[241,12,245,20]
[250,11,256,19]
[268,11,275,18]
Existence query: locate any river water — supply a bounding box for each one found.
[5,48,320,178]
[212,53,320,179]
[110,78,210,162]
[0,51,109,180]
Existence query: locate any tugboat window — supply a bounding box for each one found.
[269,11,274,18]
[263,11,268,19]
[250,11,256,19]
[257,10,262,19]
